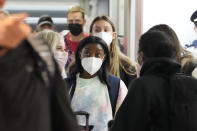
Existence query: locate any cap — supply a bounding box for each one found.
[37,15,54,27]
[190,10,197,22]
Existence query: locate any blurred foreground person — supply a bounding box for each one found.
[0,0,78,131]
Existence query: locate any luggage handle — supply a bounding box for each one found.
[74,111,90,131]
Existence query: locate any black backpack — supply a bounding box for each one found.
[167,73,197,131]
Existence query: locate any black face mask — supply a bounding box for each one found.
[68,23,83,36]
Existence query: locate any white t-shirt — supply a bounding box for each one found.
[71,74,127,131]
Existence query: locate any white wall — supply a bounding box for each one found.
[143,0,197,46]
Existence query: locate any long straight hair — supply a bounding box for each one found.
[90,15,136,77]
[68,36,111,87]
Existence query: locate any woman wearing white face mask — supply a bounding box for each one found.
[37,29,68,78]
[65,36,128,131]
[90,15,137,87]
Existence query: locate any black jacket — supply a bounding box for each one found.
[0,37,79,131]
[110,57,181,131]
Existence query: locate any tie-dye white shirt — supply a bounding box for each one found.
[71,74,127,131]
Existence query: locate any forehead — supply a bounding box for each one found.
[93,20,112,29]
[56,38,65,47]
[82,43,104,51]
[67,12,83,19]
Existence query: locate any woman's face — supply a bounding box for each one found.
[80,43,105,59]
[91,20,116,39]
[55,38,65,52]
[79,43,106,77]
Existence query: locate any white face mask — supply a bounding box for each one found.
[54,51,68,70]
[81,57,103,76]
[93,32,113,45]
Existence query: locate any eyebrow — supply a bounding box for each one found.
[95,25,111,28]
[83,47,104,51]
[56,45,63,48]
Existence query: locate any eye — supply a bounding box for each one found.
[104,29,111,32]
[94,28,101,33]
[75,20,81,23]
[83,51,90,57]
[68,20,73,23]
[56,47,62,49]
[95,53,101,57]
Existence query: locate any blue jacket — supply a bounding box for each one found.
[185,39,197,48]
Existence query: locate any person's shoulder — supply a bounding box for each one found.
[109,74,120,79]
[132,74,165,86]
[185,39,197,48]
[119,55,137,74]
[64,75,76,81]
[60,30,69,36]
[192,39,197,46]
[128,75,166,93]
[64,75,77,87]
[85,32,89,37]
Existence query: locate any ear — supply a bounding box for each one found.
[103,55,106,61]
[137,51,145,65]
[112,32,117,39]
[194,26,197,33]
[52,25,56,31]
[83,19,86,26]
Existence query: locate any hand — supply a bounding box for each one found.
[0,0,5,8]
[0,13,32,49]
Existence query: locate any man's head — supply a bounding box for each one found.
[36,15,55,32]
[67,6,86,36]
[191,10,197,32]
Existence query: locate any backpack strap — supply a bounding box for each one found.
[64,34,72,54]
[108,75,120,117]
[64,76,76,99]
[64,34,73,69]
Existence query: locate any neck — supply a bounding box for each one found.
[69,32,86,42]
[79,70,97,79]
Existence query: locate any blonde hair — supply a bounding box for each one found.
[37,29,63,51]
[67,6,85,19]
[90,15,136,77]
